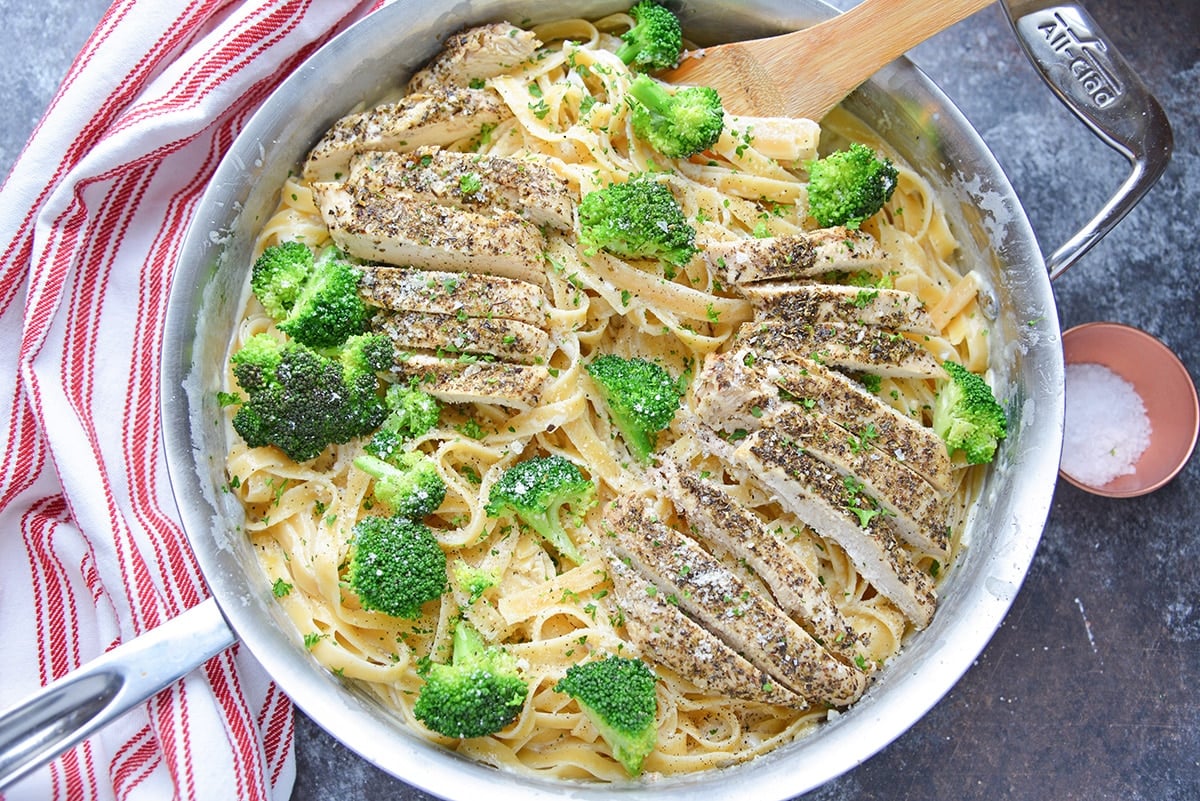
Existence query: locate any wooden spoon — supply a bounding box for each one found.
[660,0,995,119]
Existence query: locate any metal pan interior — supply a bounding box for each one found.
[160,2,1064,797]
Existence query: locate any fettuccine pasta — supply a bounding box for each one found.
[222,10,992,782]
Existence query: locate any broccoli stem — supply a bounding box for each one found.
[354,453,395,481]
[628,76,673,116]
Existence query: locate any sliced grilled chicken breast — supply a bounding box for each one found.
[692,375,949,556]
[735,428,937,628]
[652,460,865,665]
[357,265,548,327]
[312,182,547,285]
[694,349,954,495]
[373,309,551,365]
[407,22,540,95]
[303,87,512,183]
[703,227,885,285]
[740,282,939,337]
[755,405,949,556]
[604,494,868,706]
[735,320,945,379]
[346,147,574,231]
[607,558,807,709]
[390,353,549,409]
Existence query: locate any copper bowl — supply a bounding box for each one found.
[1060,322,1198,497]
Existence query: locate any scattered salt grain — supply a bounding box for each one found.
[1061,362,1152,487]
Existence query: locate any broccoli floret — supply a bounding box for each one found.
[453,559,497,604]
[628,74,724,159]
[280,253,370,348]
[586,354,681,462]
[578,179,697,267]
[413,619,528,738]
[806,143,899,229]
[250,240,311,319]
[353,451,447,520]
[351,370,445,519]
[250,242,372,348]
[346,514,448,618]
[555,656,658,776]
[339,331,396,378]
[615,1,683,71]
[228,332,391,462]
[485,455,596,565]
[364,381,442,461]
[933,360,1008,465]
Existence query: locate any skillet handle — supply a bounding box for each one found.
[0,597,237,791]
[1001,0,1172,280]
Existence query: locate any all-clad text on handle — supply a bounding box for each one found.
[1003,0,1172,279]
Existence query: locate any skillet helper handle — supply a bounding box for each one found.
[0,597,237,791]
[1001,0,1172,280]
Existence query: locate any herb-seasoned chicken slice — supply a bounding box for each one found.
[390,354,549,409]
[604,494,868,707]
[702,227,885,285]
[407,22,540,95]
[347,148,575,231]
[695,349,955,495]
[607,558,807,709]
[312,182,547,285]
[373,310,551,365]
[303,88,512,183]
[735,320,945,379]
[690,353,949,555]
[756,405,949,556]
[357,265,547,327]
[740,282,939,337]
[735,427,937,628]
[652,460,865,665]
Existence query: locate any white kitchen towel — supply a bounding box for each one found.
[0,2,388,799]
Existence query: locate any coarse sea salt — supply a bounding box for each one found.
[1061,362,1152,487]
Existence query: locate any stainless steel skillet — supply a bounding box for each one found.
[0,0,1170,796]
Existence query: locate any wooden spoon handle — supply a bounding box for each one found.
[754,0,996,117]
[668,0,996,119]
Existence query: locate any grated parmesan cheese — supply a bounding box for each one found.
[1061,362,1152,487]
